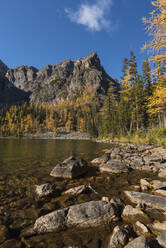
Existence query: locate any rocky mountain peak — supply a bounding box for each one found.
[0,59,9,78]
[0,52,120,106]
[75,52,100,69]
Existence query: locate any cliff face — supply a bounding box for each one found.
[0,52,120,106]
[0,60,29,106]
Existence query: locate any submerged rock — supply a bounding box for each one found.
[100,160,129,174]
[35,183,57,197]
[50,157,88,179]
[62,185,97,196]
[32,201,119,235]
[124,191,166,210]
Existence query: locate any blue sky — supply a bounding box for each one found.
[0,0,152,80]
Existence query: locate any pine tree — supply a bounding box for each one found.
[101,85,118,137]
[142,58,153,97]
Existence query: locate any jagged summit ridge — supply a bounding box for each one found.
[0,52,119,106]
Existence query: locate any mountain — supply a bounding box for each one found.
[0,52,120,106]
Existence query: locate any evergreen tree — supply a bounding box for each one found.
[121,58,129,80]
[129,50,137,84]
[101,85,117,137]
[142,58,153,97]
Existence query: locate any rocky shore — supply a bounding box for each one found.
[2,142,166,247]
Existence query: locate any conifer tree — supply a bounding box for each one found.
[101,85,117,137]
[142,58,153,97]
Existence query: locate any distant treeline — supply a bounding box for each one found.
[0,50,165,138]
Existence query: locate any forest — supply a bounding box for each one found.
[0,0,166,145]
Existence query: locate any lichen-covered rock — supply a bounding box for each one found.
[50,157,88,179]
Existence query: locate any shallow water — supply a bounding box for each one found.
[0,139,157,248]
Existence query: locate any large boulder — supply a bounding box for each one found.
[32,201,119,235]
[50,157,88,179]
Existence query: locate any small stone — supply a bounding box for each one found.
[102,196,110,202]
[140,179,150,192]
[133,221,149,236]
[35,183,57,197]
[91,154,109,164]
[122,205,150,224]
[108,225,129,248]
[159,169,166,178]
[151,180,166,190]
[151,221,166,233]
[157,230,166,247]
[155,189,166,197]
[124,236,149,248]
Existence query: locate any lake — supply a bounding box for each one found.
[0,139,155,248]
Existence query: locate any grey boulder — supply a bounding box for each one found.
[50,157,88,179]
[33,201,119,235]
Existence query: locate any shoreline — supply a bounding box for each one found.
[0,131,91,140]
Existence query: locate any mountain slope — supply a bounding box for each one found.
[0,52,120,106]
